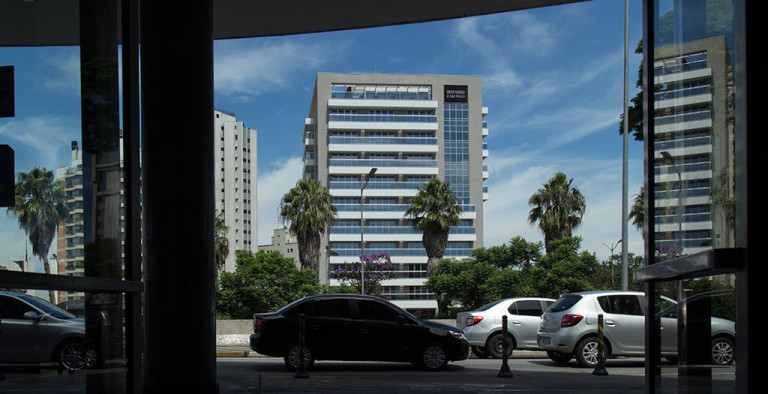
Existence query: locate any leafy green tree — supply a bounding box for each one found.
[404,177,462,275]
[6,167,69,303]
[472,236,543,269]
[216,250,322,319]
[279,177,337,277]
[215,210,230,273]
[425,258,494,317]
[528,172,586,253]
[529,237,599,298]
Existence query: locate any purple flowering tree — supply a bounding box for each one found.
[330,253,398,297]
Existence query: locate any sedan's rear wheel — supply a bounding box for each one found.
[486,333,514,359]
[418,342,449,371]
[711,337,735,365]
[283,342,315,370]
[575,337,601,368]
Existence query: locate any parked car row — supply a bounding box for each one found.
[247,291,735,371]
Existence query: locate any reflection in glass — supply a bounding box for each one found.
[653,0,735,263]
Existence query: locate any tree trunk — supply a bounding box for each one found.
[42,256,56,303]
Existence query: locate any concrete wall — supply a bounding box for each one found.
[216,319,457,346]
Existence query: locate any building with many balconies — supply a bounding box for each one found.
[653,36,734,258]
[215,109,258,272]
[302,73,488,314]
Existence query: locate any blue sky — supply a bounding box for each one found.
[1,0,645,269]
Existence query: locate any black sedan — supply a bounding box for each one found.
[249,294,469,371]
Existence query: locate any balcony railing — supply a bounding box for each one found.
[330,91,432,100]
[329,113,437,123]
[329,136,437,145]
[330,226,476,235]
[329,159,437,168]
[334,203,475,212]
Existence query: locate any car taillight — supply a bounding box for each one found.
[465,316,484,326]
[254,319,268,330]
[561,314,583,327]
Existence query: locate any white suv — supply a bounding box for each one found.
[537,290,735,367]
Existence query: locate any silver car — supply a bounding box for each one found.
[456,297,555,358]
[537,290,735,367]
[0,291,94,370]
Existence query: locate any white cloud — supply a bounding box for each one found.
[257,156,304,244]
[41,51,81,93]
[0,116,80,171]
[214,39,348,98]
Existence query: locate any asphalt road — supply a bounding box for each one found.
[0,356,736,393]
[217,356,651,393]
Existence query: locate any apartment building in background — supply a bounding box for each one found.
[215,109,258,272]
[258,227,300,268]
[653,36,735,258]
[302,73,488,314]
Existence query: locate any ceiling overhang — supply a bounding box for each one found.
[1,0,586,47]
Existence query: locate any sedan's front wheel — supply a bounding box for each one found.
[56,339,97,371]
[417,342,449,371]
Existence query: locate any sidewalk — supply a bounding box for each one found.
[216,343,548,359]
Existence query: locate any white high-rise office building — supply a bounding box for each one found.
[653,36,735,257]
[302,73,488,314]
[214,109,258,272]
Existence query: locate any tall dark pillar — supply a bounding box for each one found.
[141,1,217,392]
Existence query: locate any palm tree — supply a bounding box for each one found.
[215,210,230,273]
[404,177,462,275]
[528,172,586,253]
[279,177,337,277]
[6,167,69,303]
[629,186,645,238]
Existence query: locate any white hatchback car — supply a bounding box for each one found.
[456,297,555,358]
[537,290,735,367]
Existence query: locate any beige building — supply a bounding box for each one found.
[215,109,258,272]
[258,227,300,268]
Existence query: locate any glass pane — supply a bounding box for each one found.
[652,277,736,392]
[652,0,736,262]
[0,289,127,392]
[1,3,125,278]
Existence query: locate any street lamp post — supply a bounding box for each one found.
[603,239,622,288]
[360,167,377,295]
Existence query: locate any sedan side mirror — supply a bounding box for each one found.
[23,311,43,321]
[397,315,406,326]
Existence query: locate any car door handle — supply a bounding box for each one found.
[310,324,321,330]
[360,329,370,334]
[605,320,616,327]
[512,320,522,326]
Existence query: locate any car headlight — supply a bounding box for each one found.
[449,330,468,342]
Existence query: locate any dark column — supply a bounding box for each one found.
[141,1,217,392]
